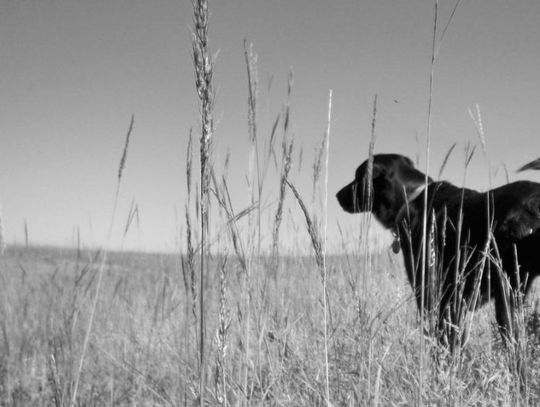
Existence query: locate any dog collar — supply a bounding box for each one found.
[392,184,428,253]
[405,184,426,206]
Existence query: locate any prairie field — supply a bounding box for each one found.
[2,2,539,406]
[0,242,539,406]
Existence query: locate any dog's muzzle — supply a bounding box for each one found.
[336,181,363,213]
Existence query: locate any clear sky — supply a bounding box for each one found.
[1,0,540,252]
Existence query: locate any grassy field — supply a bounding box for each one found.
[0,244,539,406]
[1,2,538,406]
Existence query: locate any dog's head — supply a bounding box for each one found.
[336,154,427,229]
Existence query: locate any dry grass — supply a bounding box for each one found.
[0,243,539,405]
[192,0,215,403]
[1,1,539,406]
[3,89,539,405]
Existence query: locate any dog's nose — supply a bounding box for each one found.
[337,184,357,213]
[336,187,347,207]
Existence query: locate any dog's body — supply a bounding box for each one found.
[337,154,540,345]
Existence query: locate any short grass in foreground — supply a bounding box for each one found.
[0,244,539,405]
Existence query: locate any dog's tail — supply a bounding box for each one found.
[517,158,540,172]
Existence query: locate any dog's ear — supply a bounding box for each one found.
[499,195,540,241]
[359,161,390,198]
[337,161,390,214]
[401,156,416,169]
[355,160,381,180]
[358,160,387,183]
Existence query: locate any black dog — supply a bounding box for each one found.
[337,154,540,346]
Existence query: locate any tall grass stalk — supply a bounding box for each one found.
[313,133,325,204]
[364,94,377,403]
[272,135,293,253]
[419,1,438,403]
[243,42,284,401]
[437,142,457,179]
[450,144,475,356]
[184,131,196,325]
[470,105,529,395]
[272,71,294,261]
[322,89,332,406]
[244,39,261,256]
[181,128,196,406]
[192,0,214,404]
[437,0,463,57]
[360,94,377,312]
[243,40,258,403]
[285,90,333,405]
[506,244,528,400]
[416,3,464,373]
[469,104,493,307]
[71,114,134,407]
[210,171,257,403]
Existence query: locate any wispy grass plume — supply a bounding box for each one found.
[272,70,294,260]
[118,115,135,180]
[192,0,215,404]
[437,142,457,179]
[71,114,134,407]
